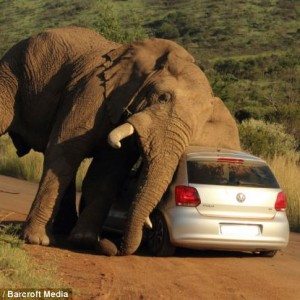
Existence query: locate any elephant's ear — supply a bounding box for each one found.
[192,97,241,150]
[159,43,195,75]
[210,97,236,123]
[167,46,194,64]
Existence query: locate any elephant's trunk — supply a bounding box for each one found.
[119,123,190,255]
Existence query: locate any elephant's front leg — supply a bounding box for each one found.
[23,146,82,245]
[69,142,138,249]
[23,73,110,245]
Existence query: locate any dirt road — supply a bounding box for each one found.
[1,175,300,299]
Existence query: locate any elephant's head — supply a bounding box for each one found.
[102,39,239,255]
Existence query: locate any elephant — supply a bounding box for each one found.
[0,26,240,255]
[0,26,120,236]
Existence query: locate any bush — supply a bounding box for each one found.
[156,22,180,39]
[213,52,299,80]
[90,0,147,43]
[239,119,297,158]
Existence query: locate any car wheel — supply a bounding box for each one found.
[147,211,175,257]
[253,250,278,257]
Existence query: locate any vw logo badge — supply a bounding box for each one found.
[236,193,246,203]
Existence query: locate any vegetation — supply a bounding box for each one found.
[0,223,61,288]
[268,155,300,231]
[0,0,147,54]
[239,119,297,158]
[0,135,43,183]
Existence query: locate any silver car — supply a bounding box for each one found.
[104,146,289,257]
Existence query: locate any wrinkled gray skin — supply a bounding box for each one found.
[0,27,120,237]
[0,27,240,255]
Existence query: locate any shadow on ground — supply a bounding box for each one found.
[1,219,258,259]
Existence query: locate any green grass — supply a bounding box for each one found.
[0,135,43,183]
[0,223,62,288]
[0,0,147,57]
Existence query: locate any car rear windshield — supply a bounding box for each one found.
[187,160,279,188]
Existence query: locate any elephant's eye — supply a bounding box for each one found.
[158,92,172,103]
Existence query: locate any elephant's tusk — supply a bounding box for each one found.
[107,123,135,149]
[144,216,153,229]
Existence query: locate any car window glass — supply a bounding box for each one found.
[187,160,279,188]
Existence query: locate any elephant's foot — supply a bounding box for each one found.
[69,227,98,250]
[97,239,118,256]
[22,223,52,246]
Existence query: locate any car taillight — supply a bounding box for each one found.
[275,192,287,211]
[175,185,200,207]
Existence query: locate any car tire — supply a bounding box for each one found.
[147,210,176,257]
[253,250,278,257]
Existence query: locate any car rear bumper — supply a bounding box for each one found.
[162,207,289,251]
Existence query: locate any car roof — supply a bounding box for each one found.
[184,146,265,163]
